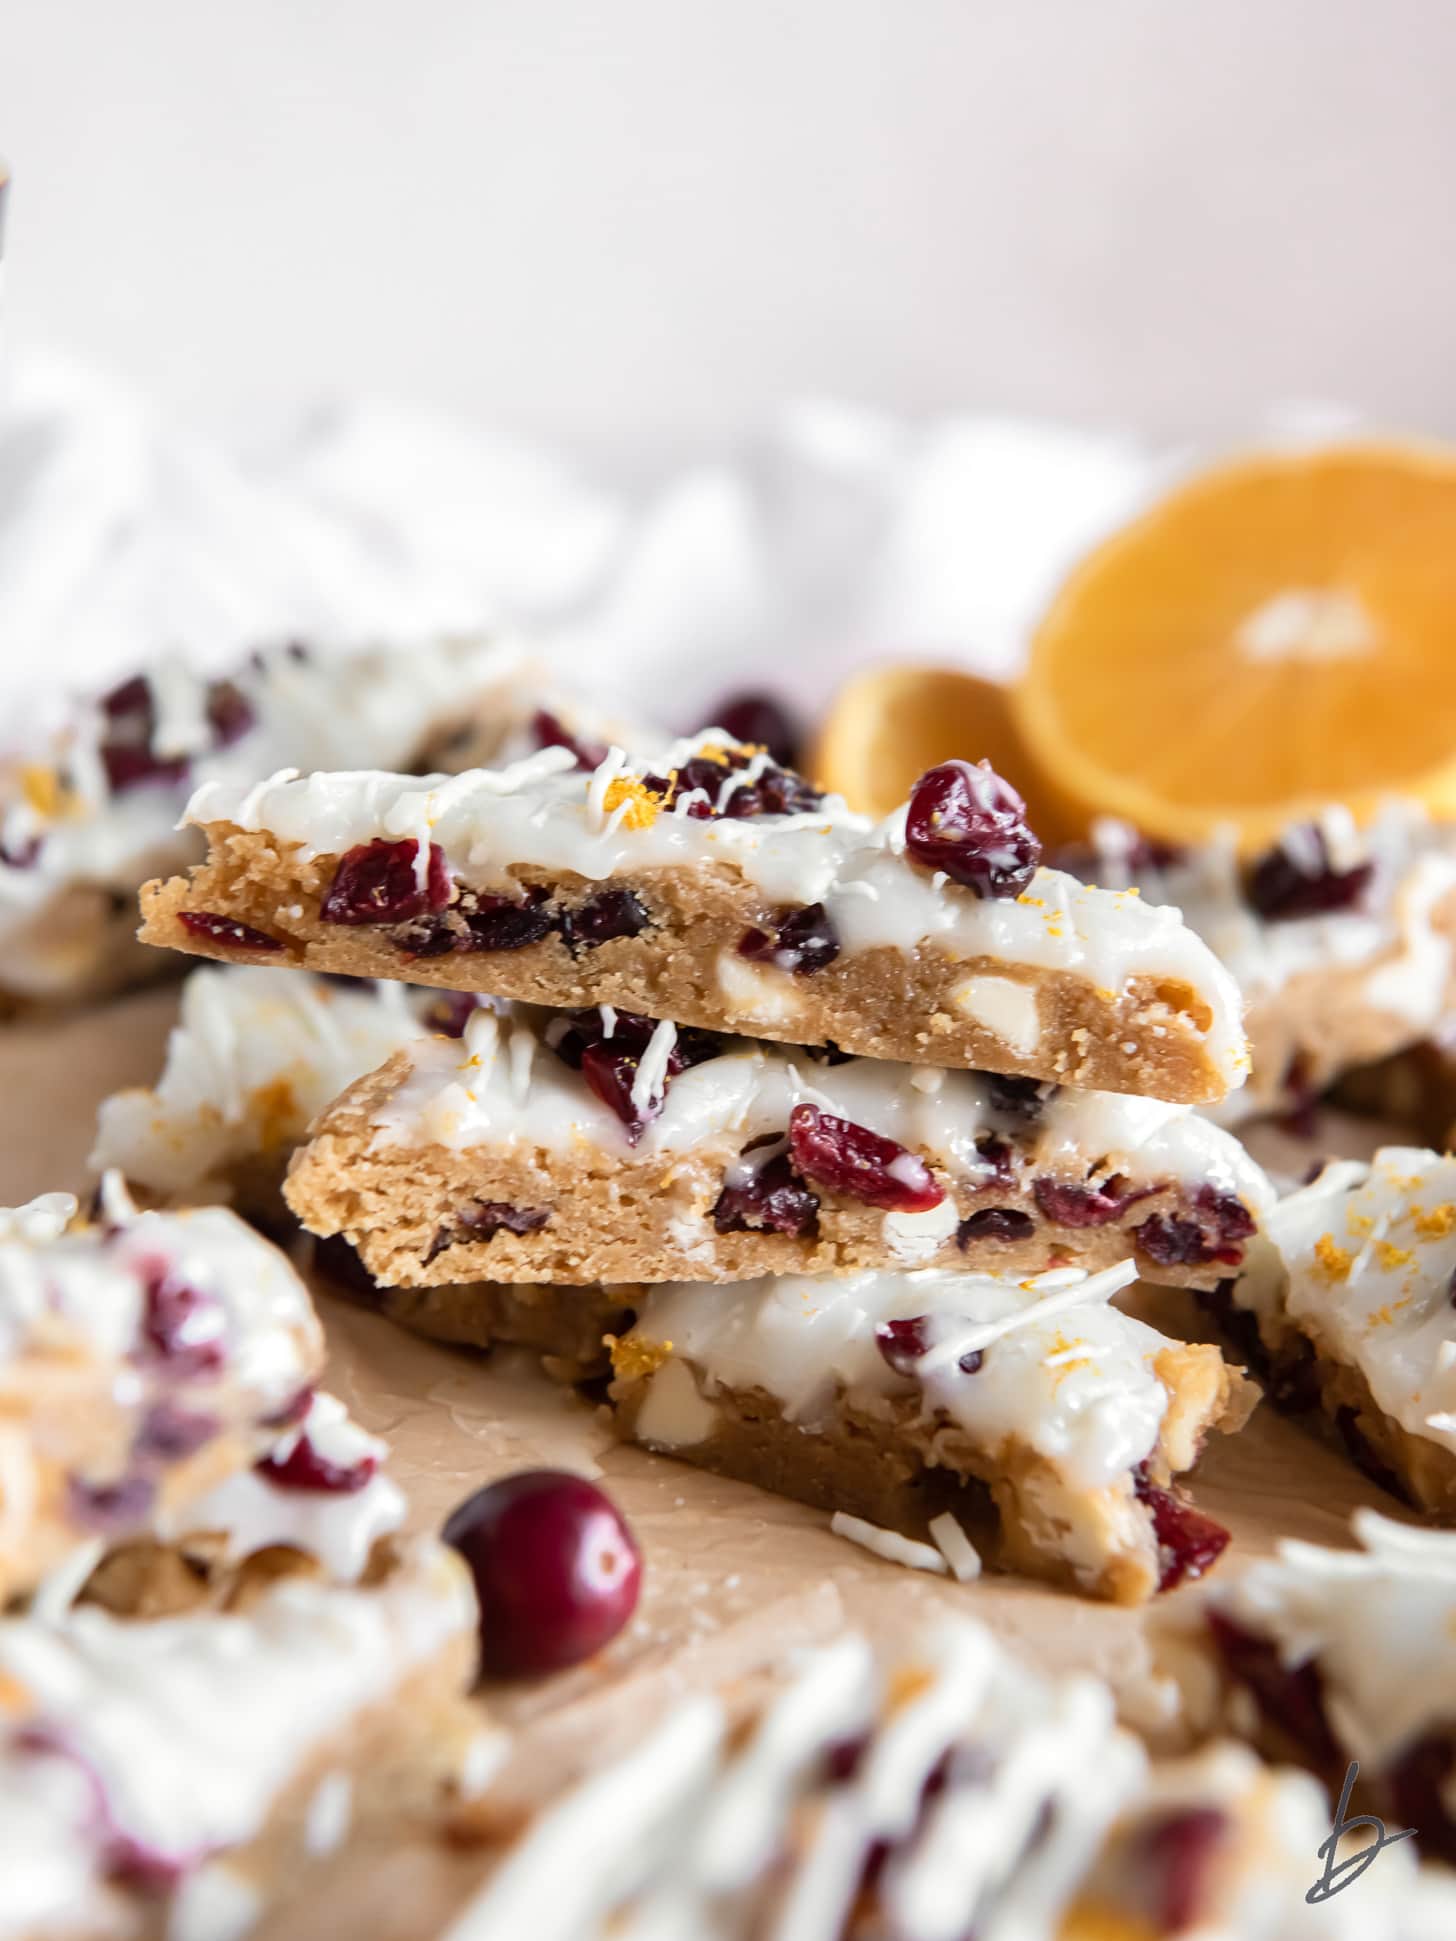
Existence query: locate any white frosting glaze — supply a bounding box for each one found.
[0,1539,472,1915]
[164,1391,406,1584]
[446,1617,1144,1941]
[1249,1146,1456,1455]
[370,1002,1272,1228]
[627,1260,1180,1493]
[0,1198,321,1406]
[182,730,1249,1093]
[0,636,530,998]
[92,966,435,1198]
[1212,1511,1456,1770]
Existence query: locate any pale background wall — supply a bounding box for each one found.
[2,0,1454,467]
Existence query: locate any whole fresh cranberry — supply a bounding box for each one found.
[444,1470,642,1679]
[701,692,802,768]
[904,761,1041,898]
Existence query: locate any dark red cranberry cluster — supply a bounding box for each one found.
[737,902,840,975]
[712,1139,820,1237]
[904,761,1041,899]
[1244,824,1374,922]
[316,838,651,962]
[97,671,256,795]
[546,1008,723,1142]
[640,742,825,821]
[1133,1186,1256,1269]
[1032,1173,1154,1228]
[426,1200,552,1263]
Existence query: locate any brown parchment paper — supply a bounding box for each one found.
[0,985,1415,1938]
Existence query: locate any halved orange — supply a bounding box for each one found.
[1012,441,1456,852]
[806,662,1078,842]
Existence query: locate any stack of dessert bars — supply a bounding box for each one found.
[138,726,1277,1605]
[0,1187,481,1938]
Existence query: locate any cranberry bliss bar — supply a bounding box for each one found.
[1158,1512,1456,1864]
[284,1000,1272,1292]
[138,740,1250,1103]
[1058,805,1456,1122]
[607,1260,1255,1603]
[0,635,544,1014]
[447,1614,1451,1941]
[0,1188,324,1603]
[1208,1146,1456,1510]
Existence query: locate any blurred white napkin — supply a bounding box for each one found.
[0,355,1164,727]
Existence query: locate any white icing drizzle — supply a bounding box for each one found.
[1246,1146,1456,1454]
[182,729,1249,1093]
[1211,1510,1456,1771]
[0,1192,77,1243]
[0,636,534,1000]
[0,1539,473,1922]
[162,1391,406,1584]
[449,1618,1144,1941]
[627,1260,1179,1494]
[369,1002,1272,1229]
[92,966,437,1199]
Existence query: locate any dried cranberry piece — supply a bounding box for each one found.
[703,691,802,768]
[737,902,840,976]
[822,1733,871,1785]
[444,1469,642,1678]
[421,991,489,1037]
[546,1011,720,1142]
[1334,1406,1410,1503]
[0,836,42,870]
[1132,1807,1231,1930]
[711,1149,820,1237]
[986,1074,1056,1122]
[957,1207,1035,1247]
[320,838,452,925]
[177,911,284,954]
[204,679,256,748]
[97,676,192,794]
[136,1261,225,1378]
[974,1133,1017,1187]
[530,708,608,772]
[256,1432,378,1495]
[722,762,824,820]
[1033,1174,1153,1228]
[904,761,1041,899]
[788,1104,944,1212]
[457,888,555,952]
[654,746,824,821]
[561,889,650,950]
[1136,1188,1255,1270]
[464,1201,550,1238]
[874,1315,932,1375]
[134,1404,220,1462]
[1205,1609,1339,1765]
[1245,825,1374,922]
[875,1316,983,1376]
[394,917,459,958]
[1132,1466,1231,1591]
[1388,1733,1456,1862]
[66,1473,157,1531]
